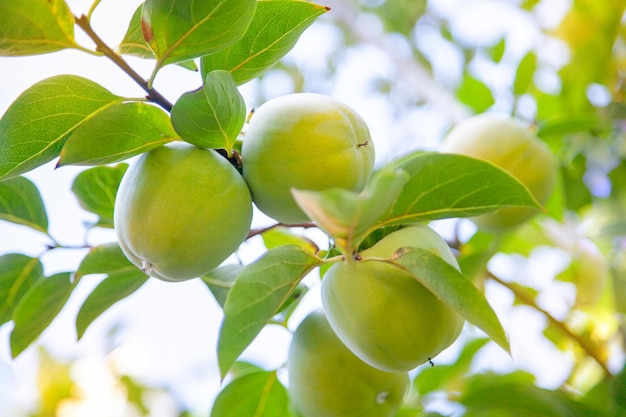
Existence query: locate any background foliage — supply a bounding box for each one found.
[0,0,625,416]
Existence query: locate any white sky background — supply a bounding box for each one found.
[0,0,583,415]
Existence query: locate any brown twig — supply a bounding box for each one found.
[74,14,173,112]
[487,271,613,377]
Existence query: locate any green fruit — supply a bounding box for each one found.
[288,310,408,417]
[242,93,375,224]
[441,113,557,230]
[114,143,252,282]
[322,225,464,372]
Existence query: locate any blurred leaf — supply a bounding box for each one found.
[142,0,256,69]
[71,164,128,227]
[459,371,610,417]
[201,0,329,85]
[171,70,246,154]
[379,152,541,227]
[218,245,321,378]
[456,73,495,113]
[536,113,607,139]
[10,272,75,357]
[561,154,592,211]
[414,338,490,395]
[210,371,288,417]
[489,37,506,63]
[375,0,427,35]
[75,243,148,339]
[0,75,121,181]
[0,176,49,234]
[59,102,177,166]
[292,168,410,254]
[388,248,510,355]
[513,51,537,95]
[555,0,626,109]
[0,0,76,56]
[201,264,243,308]
[0,254,44,325]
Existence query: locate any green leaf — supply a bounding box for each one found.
[0,75,121,181]
[217,245,321,378]
[71,164,128,228]
[385,247,510,355]
[171,70,246,154]
[414,338,490,396]
[459,372,609,417]
[0,0,77,56]
[10,272,75,357]
[201,0,329,85]
[261,226,317,251]
[379,152,541,226]
[142,0,257,69]
[201,264,243,308]
[489,37,506,63]
[118,4,199,71]
[456,72,495,113]
[292,168,410,254]
[0,176,49,234]
[59,102,177,166]
[75,243,148,339]
[513,51,537,95]
[210,371,288,417]
[0,254,44,325]
[119,4,153,59]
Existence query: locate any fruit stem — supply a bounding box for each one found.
[487,271,613,377]
[73,14,173,112]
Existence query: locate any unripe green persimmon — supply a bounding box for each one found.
[242,93,375,224]
[114,143,252,282]
[441,113,557,230]
[288,310,408,417]
[322,225,464,372]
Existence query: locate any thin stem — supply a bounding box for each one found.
[246,222,317,239]
[87,0,102,20]
[487,271,613,377]
[73,14,173,112]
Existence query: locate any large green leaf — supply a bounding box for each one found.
[201,264,243,308]
[217,245,321,378]
[383,247,510,355]
[75,243,148,339]
[210,371,288,417]
[142,0,256,69]
[58,102,177,166]
[292,168,410,254]
[10,272,75,357]
[0,254,44,325]
[118,4,199,71]
[0,75,122,181]
[379,151,542,226]
[0,176,49,234]
[171,70,246,154]
[0,0,77,56]
[201,0,329,85]
[71,164,128,228]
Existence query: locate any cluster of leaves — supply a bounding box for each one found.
[1,0,626,416]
